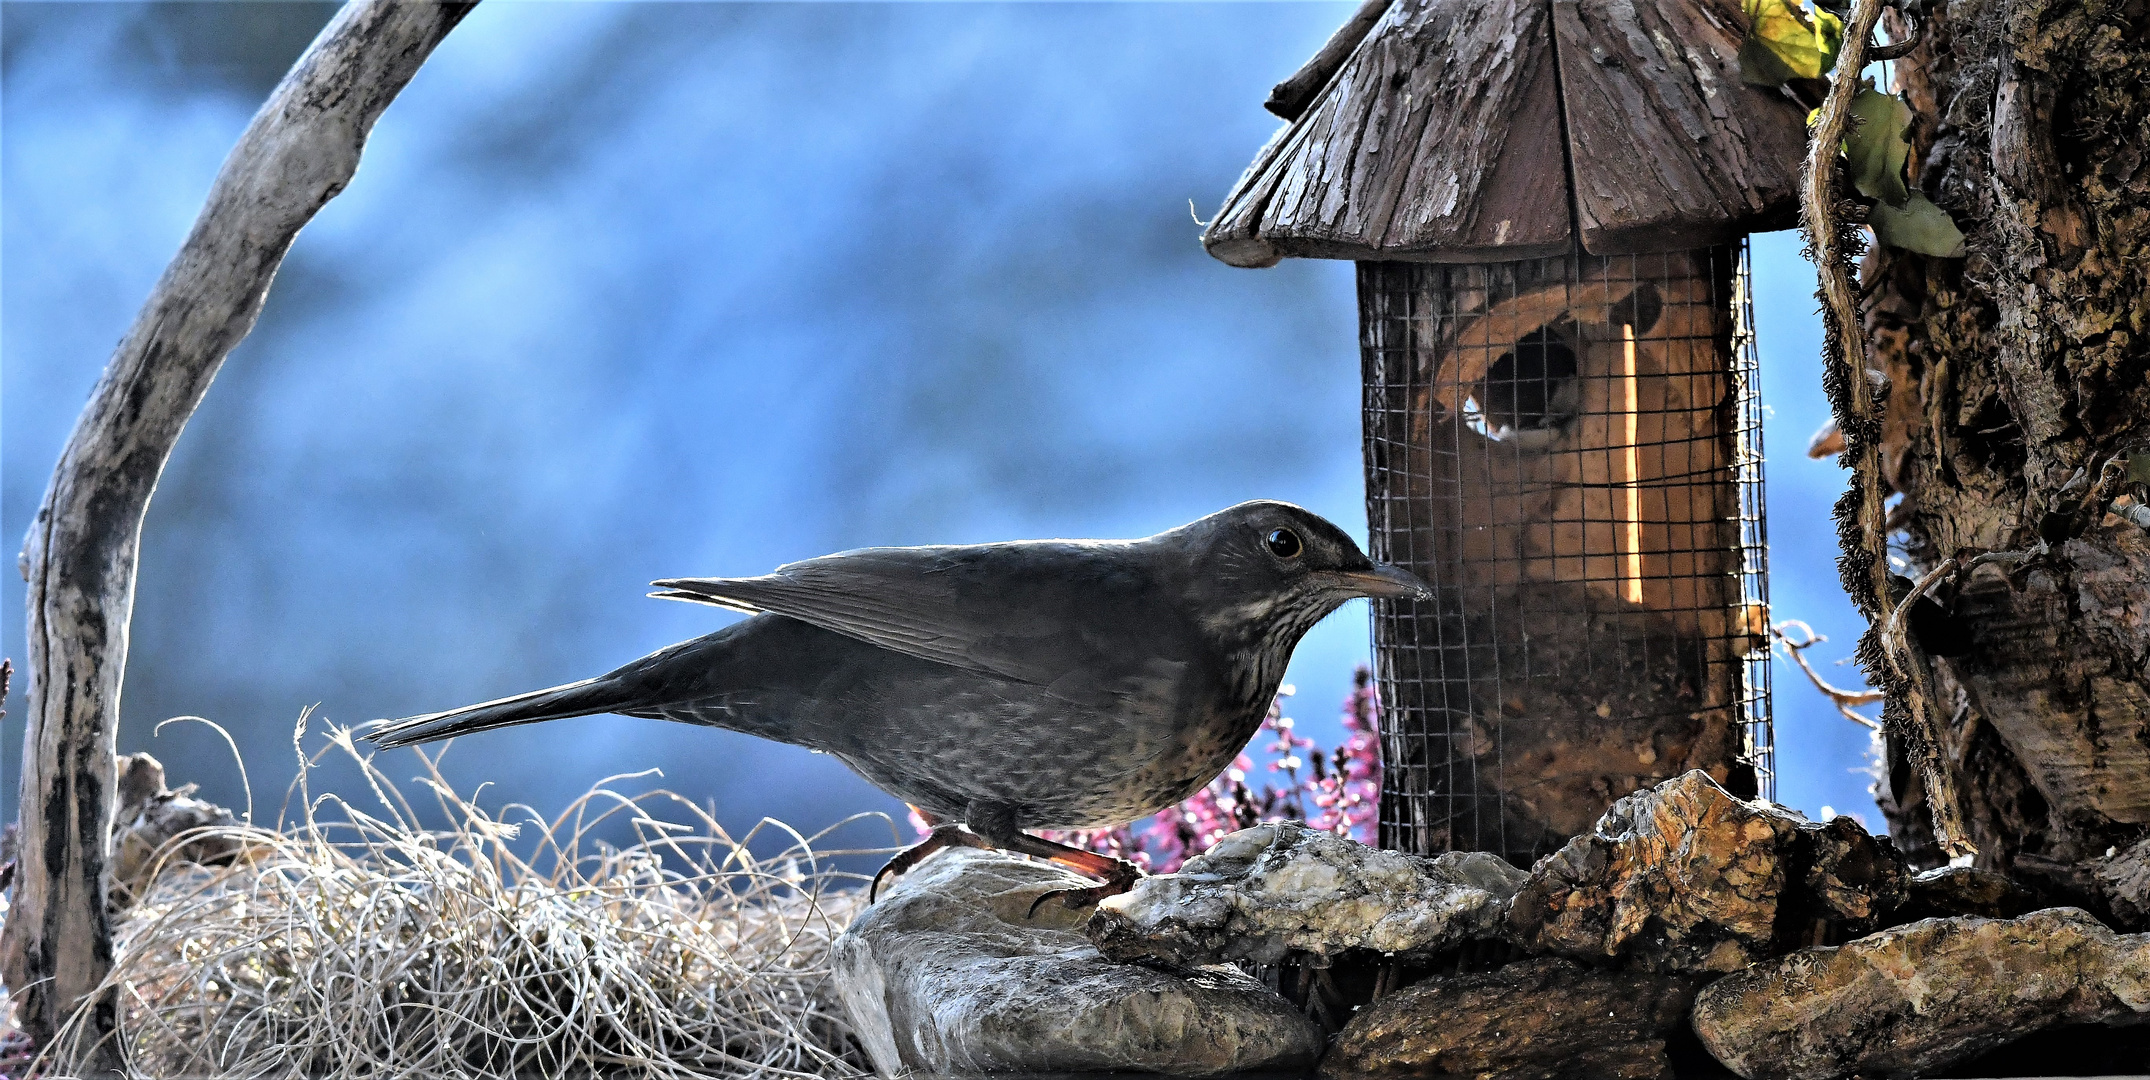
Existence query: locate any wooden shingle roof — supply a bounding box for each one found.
[1202,0,1809,267]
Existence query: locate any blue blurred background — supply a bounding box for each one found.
[1,1,1879,854]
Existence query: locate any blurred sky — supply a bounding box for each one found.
[1,1,1880,854]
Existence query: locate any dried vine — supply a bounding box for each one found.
[1802,0,1973,858]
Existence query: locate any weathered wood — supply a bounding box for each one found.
[0,1,474,1066]
[1204,0,1808,267]
[1263,0,1393,122]
[1550,0,1807,253]
[1205,0,1569,268]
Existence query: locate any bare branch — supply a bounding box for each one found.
[1772,621,1882,729]
[1,2,475,1068]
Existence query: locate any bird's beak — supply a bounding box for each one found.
[1327,564,1432,601]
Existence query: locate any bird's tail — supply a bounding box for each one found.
[367,677,638,750]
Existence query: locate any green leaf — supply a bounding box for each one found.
[1842,84,1965,256]
[1846,87,1913,207]
[2124,452,2150,487]
[1869,193,1966,257]
[1739,0,1845,85]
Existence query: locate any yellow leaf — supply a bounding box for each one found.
[1739,0,1845,86]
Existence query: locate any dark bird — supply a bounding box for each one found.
[366,500,1428,910]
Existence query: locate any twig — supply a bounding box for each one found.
[1874,547,2039,859]
[1,4,475,1067]
[1771,622,1882,729]
[1262,0,1392,120]
[1867,10,1922,62]
[1881,549,2037,674]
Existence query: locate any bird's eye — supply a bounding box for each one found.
[1265,528,1303,559]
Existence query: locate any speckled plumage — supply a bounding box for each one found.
[369,501,1427,846]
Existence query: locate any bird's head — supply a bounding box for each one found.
[1160,500,1430,652]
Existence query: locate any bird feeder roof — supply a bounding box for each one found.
[1203,0,1810,267]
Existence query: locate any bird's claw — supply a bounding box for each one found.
[871,823,993,903]
[1024,870,1140,919]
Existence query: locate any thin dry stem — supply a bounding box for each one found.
[1772,621,1883,729]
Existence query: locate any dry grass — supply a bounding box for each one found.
[34,720,881,1078]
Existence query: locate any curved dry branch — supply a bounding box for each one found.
[3,2,475,1067]
[1772,621,1882,729]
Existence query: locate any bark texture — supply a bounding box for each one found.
[1858,0,2150,911]
[1692,907,2150,1080]
[1,1,473,1066]
[1321,957,1702,1080]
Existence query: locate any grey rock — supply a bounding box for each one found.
[833,848,1323,1077]
[1088,822,1526,969]
[1321,957,1701,1080]
[1691,907,2150,1080]
[1507,770,1802,973]
[111,752,241,906]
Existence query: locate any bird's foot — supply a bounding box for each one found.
[870,824,993,903]
[1003,837,1143,918]
[1024,859,1142,919]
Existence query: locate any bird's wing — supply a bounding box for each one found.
[651,541,1185,705]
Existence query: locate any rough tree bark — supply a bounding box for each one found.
[1,2,474,1068]
[1856,0,2149,914]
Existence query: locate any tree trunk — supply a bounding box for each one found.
[1860,0,2149,912]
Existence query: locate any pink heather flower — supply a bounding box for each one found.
[909,667,1385,874]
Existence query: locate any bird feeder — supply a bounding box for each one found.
[1205,0,1802,865]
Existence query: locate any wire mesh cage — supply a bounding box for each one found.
[1363,243,1772,865]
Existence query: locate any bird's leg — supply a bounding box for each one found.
[870,809,993,903]
[961,802,1143,914]
[999,832,1145,918]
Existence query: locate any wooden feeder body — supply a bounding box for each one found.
[1361,249,1771,863]
[1204,0,1803,864]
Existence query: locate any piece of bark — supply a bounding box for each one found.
[0,2,474,1067]
[1692,908,2150,1080]
[1890,865,2038,924]
[2095,837,2150,931]
[1322,957,1702,1080]
[108,753,242,909]
[1777,813,1912,946]
[1087,822,1525,969]
[833,850,1322,1077]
